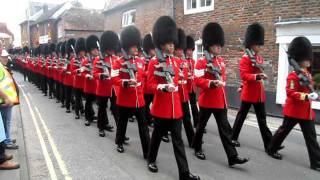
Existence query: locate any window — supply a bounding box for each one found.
[184,0,214,15]
[122,9,136,27]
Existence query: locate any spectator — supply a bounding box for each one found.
[0,49,19,149]
[0,78,19,170]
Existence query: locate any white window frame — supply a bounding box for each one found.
[275,21,320,110]
[122,9,136,27]
[184,0,214,15]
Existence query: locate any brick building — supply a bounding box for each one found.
[103,0,320,118]
[0,23,14,49]
[21,1,104,47]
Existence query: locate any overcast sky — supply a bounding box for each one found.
[0,0,106,47]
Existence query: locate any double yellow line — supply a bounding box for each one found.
[20,86,72,180]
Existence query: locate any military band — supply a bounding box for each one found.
[11,15,320,180]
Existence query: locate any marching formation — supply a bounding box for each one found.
[10,16,320,179]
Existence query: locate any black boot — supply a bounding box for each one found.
[148,162,158,173]
[228,156,249,166]
[105,124,114,132]
[180,172,201,180]
[99,129,105,137]
[194,150,206,160]
[161,135,170,143]
[117,144,124,153]
[84,120,90,126]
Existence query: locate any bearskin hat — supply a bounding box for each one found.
[65,38,76,54]
[152,16,178,48]
[55,42,62,53]
[288,36,313,62]
[22,46,30,54]
[244,22,264,48]
[44,44,50,55]
[202,22,225,50]
[50,43,56,54]
[186,36,195,51]
[100,31,120,52]
[176,28,187,50]
[120,25,141,51]
[61,41,66,56]
[75,38,86,54]
[86,35,99,52]
[142,33,155,53]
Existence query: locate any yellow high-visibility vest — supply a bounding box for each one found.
[0,63,19,105]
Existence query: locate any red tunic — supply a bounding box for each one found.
[194,56,227,109]
[147,56,183,119]
[93,56,116,97]
[143,57,154,95]
[239,53,266,103]
[111,57,145,108]
[283,71,315,120]
[73,56,85,89]
[63,57,75,87]
[82,56,97,94]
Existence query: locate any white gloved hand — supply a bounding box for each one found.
[157,84,166,91]
[308,92,319,101]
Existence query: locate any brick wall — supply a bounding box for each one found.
[104,0,173,36]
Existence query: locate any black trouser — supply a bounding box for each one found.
[0,142,5,164]
[192,108,238,159]
[115,106,150,158]
[231,101,272,150]
[144,94,154,125]
[41,76,48,95]
[148,118,190,177]
[97,96,110,130]
[74,88,84,116]
[55,82,61,102]
[269,116,320,167]
[110,89,119,125]
[181,102,195,146]
[84,93,95,122]
[189,92,199,127]
[64,85,73,111]
[60,83,66,105]
[48,78,54,98]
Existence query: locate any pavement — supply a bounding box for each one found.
[0,72,320,180]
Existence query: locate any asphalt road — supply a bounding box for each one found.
[13,72,320,180]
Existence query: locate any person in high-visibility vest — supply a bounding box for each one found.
[0,49,19,150]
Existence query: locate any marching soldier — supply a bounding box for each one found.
[147,16,200,180]
[73,38,86,119]
[47,43,56,99]
[267,36,320,171]
[191,22,249,166]
[185,36,199,128]
[175,28,195,147]
[142,34,156,127]
[83,35,98,126]
[111,26,150,158]
[93,31,120,136]
[54,42,63,104]
[59,41,67,108]
[231,23,273,151]
[64,39,76,113]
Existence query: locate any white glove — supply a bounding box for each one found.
[85,74,93,79]
[157,84,166,91]
[308,92,319,101]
